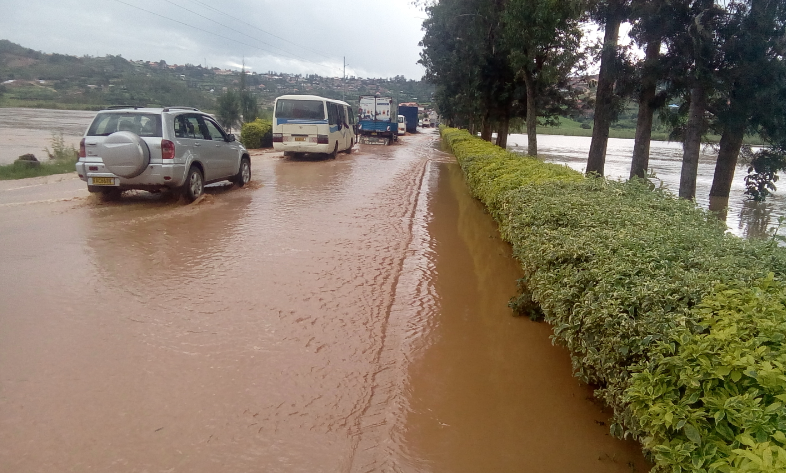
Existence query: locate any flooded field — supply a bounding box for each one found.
[0,130,648,471]
[508,134,785,239]
[0,108,94,165]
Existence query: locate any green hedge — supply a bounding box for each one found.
[628,277,786,472]
[240,118,272,149]
[441,126,786,473]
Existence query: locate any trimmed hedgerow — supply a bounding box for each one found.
[441,126,786,473]
[627,277,786,472]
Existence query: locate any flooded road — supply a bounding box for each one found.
[507,134,784,239]
[0,129,648,472]
[2,107,780,238]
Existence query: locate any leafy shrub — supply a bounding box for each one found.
[628,277,786,473]
[240,118,272,149]
[441,126,786,472]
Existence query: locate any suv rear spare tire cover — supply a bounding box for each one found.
[101,131,151,178]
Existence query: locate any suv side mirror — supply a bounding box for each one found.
[227,134,236,142]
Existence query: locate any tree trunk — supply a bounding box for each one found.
[679,84,707,200]
[710,123,745,199]
[586,8,622,176]
[480,112,492,142]
[630,40,661,179]
[496,112,510,149]
[523,68,538,157]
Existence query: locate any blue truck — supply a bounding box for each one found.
[357,96,397,145]
[398,104,419,134]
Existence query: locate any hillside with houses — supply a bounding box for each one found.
[0,40,435,113]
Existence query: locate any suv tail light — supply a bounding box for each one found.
[272,133,283,143]
[79,138,86,158]
[161,139,175,160]
[317,134,328,144]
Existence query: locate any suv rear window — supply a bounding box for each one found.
[87,113,162,137]
[275,100,325,120]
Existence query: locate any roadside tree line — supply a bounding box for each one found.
[419,0,786,203]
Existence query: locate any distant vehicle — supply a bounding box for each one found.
[272,94,356,158]
[398,104,418,133]
[422,118,431,127]
[397,115,406,135]
[75,106,250,202]
[357,96,397,145]
[418,119,423,127]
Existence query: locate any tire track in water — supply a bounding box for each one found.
[347,133,452,472]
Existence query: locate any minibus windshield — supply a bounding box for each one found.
[276,100,325,120]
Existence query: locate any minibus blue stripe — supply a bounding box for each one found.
[276,118,329,126]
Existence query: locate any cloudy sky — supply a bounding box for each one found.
[1,0,428,79]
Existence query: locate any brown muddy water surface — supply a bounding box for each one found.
[0,108,94,164]
[0,129,648,472]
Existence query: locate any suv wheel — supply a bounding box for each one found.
[234,157,251,187]
[183,165,204,202]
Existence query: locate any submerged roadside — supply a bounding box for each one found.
[440,125,786,472]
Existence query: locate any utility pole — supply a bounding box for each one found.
[342,56,346,102]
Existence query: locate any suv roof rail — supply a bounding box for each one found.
[105,105,142,110]
[162,106,200,112]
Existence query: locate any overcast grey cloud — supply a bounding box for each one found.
[0,0,427,79]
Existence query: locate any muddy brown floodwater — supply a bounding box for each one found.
[0,130,649,472]
[0,108,95,165]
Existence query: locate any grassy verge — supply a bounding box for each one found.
[442,125,786,473]
[0,158,78,180]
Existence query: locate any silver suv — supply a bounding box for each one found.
[76,106,251,202]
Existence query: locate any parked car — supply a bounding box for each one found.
[75,106,251,202]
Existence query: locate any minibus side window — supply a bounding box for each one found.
[337,105,346,130]
[348,107,355,125]
[328,103,338,126]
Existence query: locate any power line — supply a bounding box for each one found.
[159,0,333,68]
[187,0,342,62]
[111,0,343,75]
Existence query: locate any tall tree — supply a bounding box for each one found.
[239,68,259,123]
[628,0,683,179]
[420,0,518,144]
[586,0,630,176]
[216,89,240,132]
[709,0,786,204]
[502,0,585,156]
[678,0,724,200]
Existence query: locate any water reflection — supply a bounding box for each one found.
[737,200,776,240]
[399,162,650,472]
[507,134,784,239]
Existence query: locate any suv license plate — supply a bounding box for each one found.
[90,177,117,186]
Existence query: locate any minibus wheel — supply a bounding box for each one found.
[330,143,338,159]
[345,139,354,154]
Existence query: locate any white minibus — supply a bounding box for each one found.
[272,95,356,158]
[397,115,406,135]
